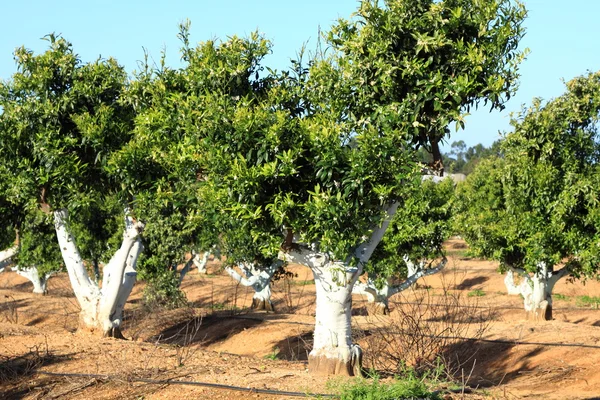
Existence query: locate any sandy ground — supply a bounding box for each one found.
[2,239,600,399]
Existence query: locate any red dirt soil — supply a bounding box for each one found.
[2,238,600,399]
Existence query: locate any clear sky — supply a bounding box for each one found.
[1,0,599,150]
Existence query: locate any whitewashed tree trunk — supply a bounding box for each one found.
[54,209,144,337]
[15,266,55,294]
[280,202,399,376]
[504,270,524,295]
[283,248,362,376]
[0,245,17,265]
[192,250,211,274]
[110,239,143,335]
[506,263,568,321]
[224,261,280,311]
[0,245,18,272]
[354,257,447,315]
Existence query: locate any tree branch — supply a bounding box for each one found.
[353,202,400,264]
[390,257,447,296]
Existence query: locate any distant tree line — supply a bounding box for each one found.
[417,140,503,175]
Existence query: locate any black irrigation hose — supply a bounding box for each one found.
[36,370,335,398]
[389,300,597,312]
[430,335,600,349]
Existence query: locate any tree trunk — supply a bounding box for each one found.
[54,209,143,336]
[519,264,566,321]
[310,259,363,376]
[430,140,444,176]
[193,250,211,274]
[504,270,523,295]
[109,239,144,338]
[524,274,552,321]
[15,267,53,294]
[0,245,17,264]
[224,262,279,312]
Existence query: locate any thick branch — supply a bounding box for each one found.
[179,257,194,285]
[548,266,569,287]
[353,202,400,264]
[352,280,378,299]
[390,257,447,296]
[0,245,18,264]
[54,209,98,303]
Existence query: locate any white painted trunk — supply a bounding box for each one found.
[281,248,362,375]
[192,250,211,274]
[54,209,143,336]
[509,263,568,321]
[15,266,54,294]
[225,261,279,311]
[110,239,143,330]
[504,270,523,295]
[0,245,17,264]
[353,280,391,315]
[311,259,361,375]
[277,204,399,375]
[354,258,446,315]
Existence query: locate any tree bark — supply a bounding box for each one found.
[54,209,143,336]
[430,139,444,176]
[310,258,362,376]
[192,250,211,274]
[282,247,363,376]
[0,245,17,264]
[353,258,446,316]
[224,261,279,312]
[516,264,568,321]
[15,267,54,294]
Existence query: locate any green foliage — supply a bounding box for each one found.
[367,178,455,284]
[455,71,600,279]
[331,376,441,400]
[141,269,187,310]
[467,289,485,297]
[198,0,526,264]
[0,34,135,212]
[326,0,527,161]
[14,210,63,277]
[263,348,280,360]
[554,293,570,301]
[0,34,135,283]
[576,295,600,308]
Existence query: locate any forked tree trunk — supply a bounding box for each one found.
[15,266,54,294]
[280,202,399,376]
[224,261,280,312]
[192,250,211,274]
[507,264,568,321]
[54,209,144,337]
[353,257,446,316]
[282,247,363,376]
[354,280,391,315]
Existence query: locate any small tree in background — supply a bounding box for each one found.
[455,71,600,320]
[354,178,455,314]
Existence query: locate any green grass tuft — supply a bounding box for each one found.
[467,289,485,297]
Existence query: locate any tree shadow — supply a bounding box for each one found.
[147,313,264,346]
[0,350,74,399]
[440,339,545,387]
[273,331,313,361]
[455,276,489,290]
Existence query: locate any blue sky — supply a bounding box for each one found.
[1,0,599,150]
